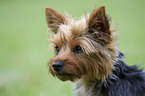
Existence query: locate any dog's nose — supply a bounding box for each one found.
[52,62,64,72]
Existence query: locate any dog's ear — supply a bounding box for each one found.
[88,6,112,45]
[45,7,66,33]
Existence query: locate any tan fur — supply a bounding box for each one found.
[46,6,117,96]
[45,7,66,33]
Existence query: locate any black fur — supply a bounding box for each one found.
[99,52,145,96]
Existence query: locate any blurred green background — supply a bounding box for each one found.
[0,0,145,96]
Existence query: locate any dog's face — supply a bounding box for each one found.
[45,6,117,81]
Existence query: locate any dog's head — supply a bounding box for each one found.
[45,6,117,82]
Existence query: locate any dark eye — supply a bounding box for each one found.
[73,46,83,53]
[55,46,60,54]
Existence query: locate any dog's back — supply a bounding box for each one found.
[100,52,145,96]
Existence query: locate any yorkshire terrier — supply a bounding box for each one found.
[45,6,145,96]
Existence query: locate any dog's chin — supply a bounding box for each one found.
[56,74,80,82]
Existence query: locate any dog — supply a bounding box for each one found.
[45,6,145,96]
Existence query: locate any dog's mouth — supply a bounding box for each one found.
[55,73,81,81]
[57,73,74,77]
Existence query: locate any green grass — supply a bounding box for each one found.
[0,0,145,96]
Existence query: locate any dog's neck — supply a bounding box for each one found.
[74,77,103,96]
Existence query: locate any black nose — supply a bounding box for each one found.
[52,62,64,72]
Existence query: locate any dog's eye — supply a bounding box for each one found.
[55,46,60,54]
[73,46,83,53]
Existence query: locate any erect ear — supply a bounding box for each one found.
[88,6,112,45]
[45,7,66,33]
